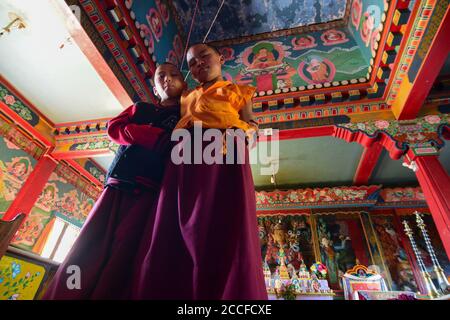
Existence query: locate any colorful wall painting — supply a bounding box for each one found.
[182,28,368,92]
[0,137,36,217]
[0,255,46,300]
[371,214,418,292]
[314,212,371,289]
[359,211,393,288]
[10,171,95,251]
[258,215,315,277]
[130,0,183,66]
[348,0,388,63]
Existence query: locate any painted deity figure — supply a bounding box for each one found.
[310,273,321,292]
[291,36,316,50]
[0,157,32,212]
[321,29,349,45]
[320,236,338,284]
[333,234,356,273]
[290,268,302,293]
[263,261,272,289]
[12,211,49,248]
[248,43,283,70]
[35,184,57,212]
[360,5,381,47]
[78,198,94,220]
[273,267,282,290]
[237,41,297,91]
[57,189,80,219]
[305,56,329,83]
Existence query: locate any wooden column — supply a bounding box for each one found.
[2,155,57,221]
[404,148,450,258]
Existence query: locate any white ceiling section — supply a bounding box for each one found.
[0,0,125,123]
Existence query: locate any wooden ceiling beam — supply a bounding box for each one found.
[391,4,450,119]
[50,0,133,109]
[353,142,384,186]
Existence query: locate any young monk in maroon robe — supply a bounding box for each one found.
[43,63,186,299]
[131,44,267,300]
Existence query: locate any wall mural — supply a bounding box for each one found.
[130,0,183,66]
[11,172,95,251]
[257,210,447,293]
[371,215,418,292]
[0,137,36,217]
[184,28,368,93]
[315,213,371,289]
[171,0,347,43]
[349,0,388,63]
[258,215,315,280]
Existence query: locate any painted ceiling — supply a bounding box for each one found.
[0,0,448,191]
[183,27,369,92]
[171,0,348,43]
[0,0,125,123]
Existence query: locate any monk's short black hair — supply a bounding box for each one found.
[152,62,181,82]
[188,42,221,55]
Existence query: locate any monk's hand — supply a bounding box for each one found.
[246,123,259,150]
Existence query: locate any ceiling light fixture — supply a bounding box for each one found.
[0,12,26,38]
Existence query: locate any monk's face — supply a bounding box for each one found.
[153,63,185,102]
[187,44,224,84]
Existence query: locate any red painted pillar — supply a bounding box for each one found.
[404,148,450,258]
[2,155,57,221]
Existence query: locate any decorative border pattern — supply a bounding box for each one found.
[0,117,45,160]
[255,101,390,123]
[386,0,440,104]
[256,185,381,206]
[55,162,101,199]
[79,0,151,101]
[0,84,40,126]
[255,186,427,212]
[336,114,450,150]
[64,0,139,101]
[74,158,107,184]
[379,187,425,202]
[54,132,117,155]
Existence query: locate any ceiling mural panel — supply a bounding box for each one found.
[130,0,184,65]
[171,0,348,43]
[348,0,389,63]
[183,28,368,93]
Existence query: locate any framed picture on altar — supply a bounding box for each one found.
[258,214,315,275]
[370,214,418,292]
[313,211,372,289]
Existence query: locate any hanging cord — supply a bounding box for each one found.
[181,0,226,81]
[180,0,200,72]
[202,0,225,43]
